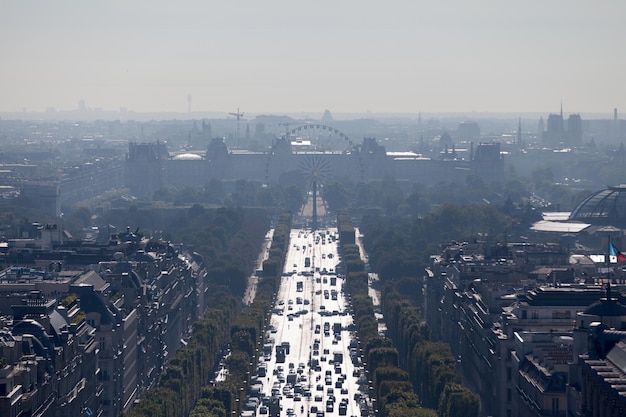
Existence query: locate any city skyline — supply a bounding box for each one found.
[1,1,624,115]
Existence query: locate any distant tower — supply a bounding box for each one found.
[187,94,191,113]
[517,117,523,146]
[126,142,168,195]
[255,123,265,140]
[206,137,232,179]
[567,114,583,145]
[544,107,565,144]
[202,120,211,141]
[471,143,504,183]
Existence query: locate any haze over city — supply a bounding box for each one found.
[5,3,626,417]
[1,0,624,116]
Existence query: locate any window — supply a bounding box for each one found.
[531,310,539,319]
[552,310,571,319]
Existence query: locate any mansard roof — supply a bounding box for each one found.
[519,286,603,307]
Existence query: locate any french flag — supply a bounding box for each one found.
[609,241,626,263]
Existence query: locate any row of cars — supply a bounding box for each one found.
[241,229,369,417]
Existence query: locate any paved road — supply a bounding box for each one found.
[300,192,327,217]
[243,229,274,305]
[242,228,371,417]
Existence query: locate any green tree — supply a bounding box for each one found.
[437,383,479,417]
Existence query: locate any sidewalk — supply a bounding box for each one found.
[355,228,387,336]
[243,229,274,305]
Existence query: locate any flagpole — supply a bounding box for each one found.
[607,236,609,288]
[604,236,609,328]
[606,235,612,289]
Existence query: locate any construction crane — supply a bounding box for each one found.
[229,107,244,148]
[278,122,293,139]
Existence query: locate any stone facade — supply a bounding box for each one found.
[0,225,204,417]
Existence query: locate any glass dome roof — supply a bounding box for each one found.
[172,153,202,160]
[569,185,626,226]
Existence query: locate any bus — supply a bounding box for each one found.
[305,257,311,267]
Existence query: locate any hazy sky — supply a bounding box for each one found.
[1,0,624,115]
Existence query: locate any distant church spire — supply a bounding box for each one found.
[517,117,523,145]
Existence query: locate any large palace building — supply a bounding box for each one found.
[125,136,504,196]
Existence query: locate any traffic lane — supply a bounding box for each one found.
[259,230,312,410]
[299,275,364,416]
[256,229,366,417]
[310,277,363,416]
[311,229,365,415]
[263,312,364,414]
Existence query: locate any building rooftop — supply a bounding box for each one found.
[570,185,626,227]
[519,286,604,307]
